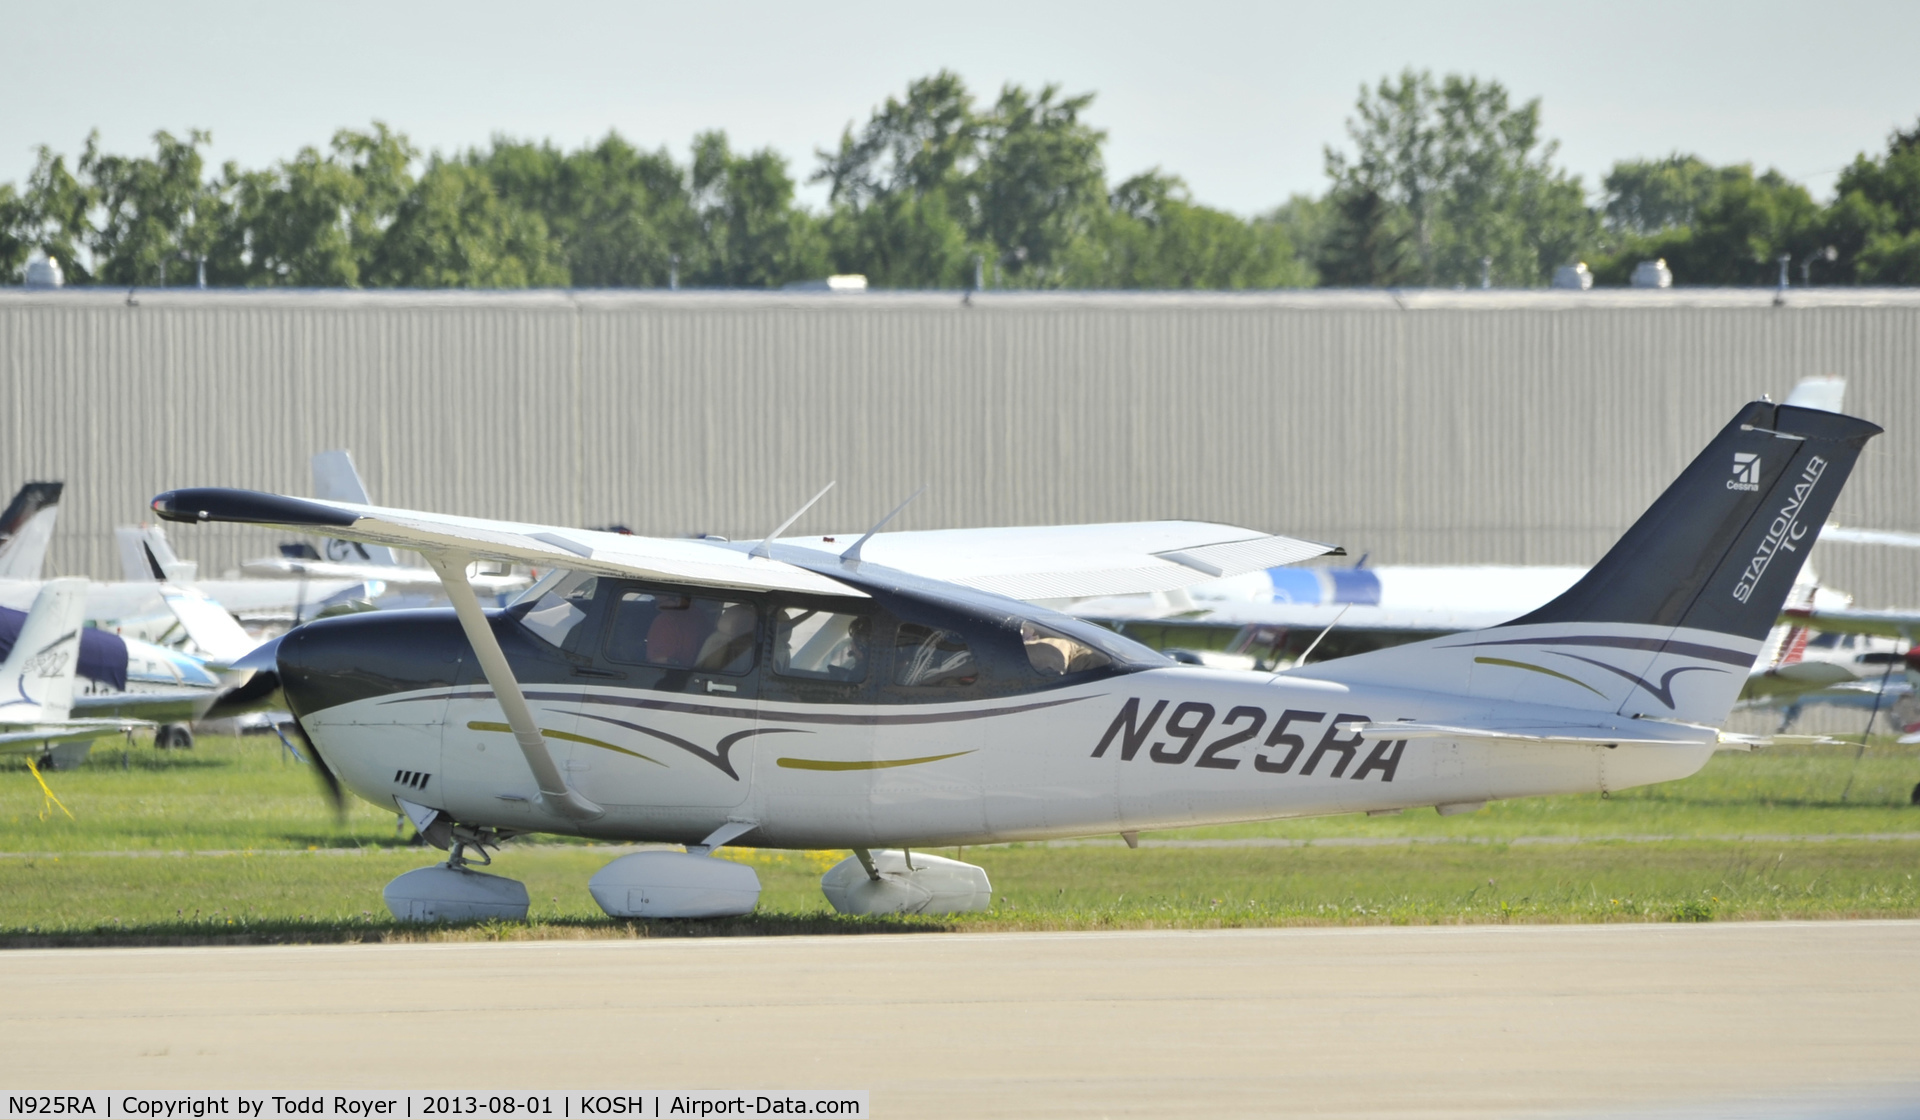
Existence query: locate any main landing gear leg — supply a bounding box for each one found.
[383,799,530,923]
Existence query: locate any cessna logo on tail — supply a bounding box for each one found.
[1728,452,1761,492]
[1733,454,1827,603]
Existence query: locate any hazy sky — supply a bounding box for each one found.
[13,0,1920,216]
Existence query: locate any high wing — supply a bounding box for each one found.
[153,489,866,598]
[155,490,1336,603]
[784,522,1338,600]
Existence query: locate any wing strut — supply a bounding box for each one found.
[425,552,603,823]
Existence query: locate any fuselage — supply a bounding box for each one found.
[278,565,1716,849]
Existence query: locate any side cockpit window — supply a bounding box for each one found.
[606,589,759,674]
[774,607,870,682]
[894,624,978,687]
[1022,620,1113,677]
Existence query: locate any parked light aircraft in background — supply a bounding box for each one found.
[240,450,529,604]
[152,396,1878,922]
[0,579,147,773]
[107,523,368,628]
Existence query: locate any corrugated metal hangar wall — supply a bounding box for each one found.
[2,287,1918,606]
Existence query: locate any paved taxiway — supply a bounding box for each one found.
[3,922,1916,1118]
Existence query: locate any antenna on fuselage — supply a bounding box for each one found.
[1289,603,1351,669]
[841,485,927,564]
[750,482,836,560]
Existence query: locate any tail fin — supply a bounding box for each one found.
[0,578,88,723]
[311,449,397,566]
[1297,401,1881,727]
[1506,402,1880,641]
[0,482,63,581]
[114,524,197,583]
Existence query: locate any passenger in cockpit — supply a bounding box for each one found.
[696,603,759,673]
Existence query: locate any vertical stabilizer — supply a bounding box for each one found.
[0,483,63,581]
[312,450,397,565]
[117,525,198,583]
[1295,402,1882,728]
[0,578,88,723]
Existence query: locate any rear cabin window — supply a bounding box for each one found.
[774,607,870,682]
[893,624,978,687]
[605,590,759,674]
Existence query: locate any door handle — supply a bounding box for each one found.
[705,680,737,694]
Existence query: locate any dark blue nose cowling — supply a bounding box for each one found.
[275,609,472,719]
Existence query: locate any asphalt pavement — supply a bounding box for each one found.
[3,922,1917,1118]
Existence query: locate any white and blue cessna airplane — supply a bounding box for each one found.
[0,579,147,774]
[150,397,1879,923]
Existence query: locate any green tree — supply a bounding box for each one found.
[816,70,980,206]
[0,185,28,280]
[1315,187,1414,286]
[477,133,700,287]
[1602,154,1738,235]
[1069,171,1310,288]
[1591,164,1822,286]
[79,129,234,286]
[687,132,827,288]
[970,83,1107,285]
[364,159,566,288]
[227,124,418,287]
[1320,70,1594,287]
[821,186,975,287]
[1821,120,1920,284]
[815,70,984,287]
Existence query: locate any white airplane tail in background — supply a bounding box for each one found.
[312,449,397,566]
[0,482,63,581]
[0,577,88,723]
[114,523,198,583]
[1297,401,1883,729]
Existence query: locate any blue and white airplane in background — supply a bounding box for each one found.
[0,579,148,773]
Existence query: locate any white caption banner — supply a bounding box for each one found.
[2,1094,868,1120]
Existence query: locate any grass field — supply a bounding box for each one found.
[1,733,1917,945]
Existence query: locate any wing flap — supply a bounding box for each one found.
[793,521,1337,600]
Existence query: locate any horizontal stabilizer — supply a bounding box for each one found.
[159,585,261,666]
[1332,720,1716,748]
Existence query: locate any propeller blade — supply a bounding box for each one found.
[288,717,346,819]
[204,669,281,721]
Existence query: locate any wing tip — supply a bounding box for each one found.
[152,488,359,529]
